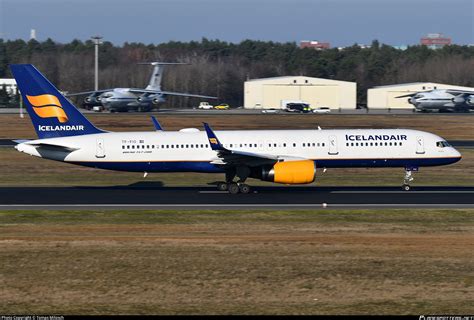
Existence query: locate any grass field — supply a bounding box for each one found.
[0,209,472,315]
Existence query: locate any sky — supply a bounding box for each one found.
[0,0,473,47]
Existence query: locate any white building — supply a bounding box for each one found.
[0,78,18,95]
[244,76,356,109]
[368,82,474,109]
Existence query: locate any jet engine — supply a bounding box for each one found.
[137,94,164,105]
[84,96,101,103]
[254,160,316,184]
[467,97,474,106]
[452,96,467,105]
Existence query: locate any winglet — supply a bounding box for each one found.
[151,116,163,131]
[203,123,225,151]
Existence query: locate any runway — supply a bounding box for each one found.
[1,185,473,210]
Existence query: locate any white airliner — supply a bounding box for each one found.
[11,64,462,193]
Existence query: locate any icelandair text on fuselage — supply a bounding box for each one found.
[345,134,408,141]
[38,125,84,131]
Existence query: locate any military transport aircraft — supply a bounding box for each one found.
[396,89,474,112]
[67,62,216,112]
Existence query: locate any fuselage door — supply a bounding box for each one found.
[328,135,339,155]
[96,138,106,158]
[416,136,425,154]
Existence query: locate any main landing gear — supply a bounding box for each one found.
[216,167,252,194]
[402,167,417,191]
[216,181,251,194]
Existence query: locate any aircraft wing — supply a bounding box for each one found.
[66,90,111,97]
[395,93,418,98]
[445,89,474,96]
[128,88,217,99]
[67,88,217,99]
[203,123,306,167]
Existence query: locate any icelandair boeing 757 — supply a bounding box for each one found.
[11,64,462,193]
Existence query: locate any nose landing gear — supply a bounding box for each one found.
[402,167,418,191]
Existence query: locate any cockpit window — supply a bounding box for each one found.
[436,141,451,148]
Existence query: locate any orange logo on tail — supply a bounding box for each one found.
[209,138,218,144]
[26,94,68,123]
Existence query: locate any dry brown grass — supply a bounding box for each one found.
[1,113,473,139]
[0,209,472,315]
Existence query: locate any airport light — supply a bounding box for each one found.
[91,35,103,91]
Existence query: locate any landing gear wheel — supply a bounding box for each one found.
[217,182,228,191]
[228,183,240,194]
[239,184,251,194]
[402,184,411,191]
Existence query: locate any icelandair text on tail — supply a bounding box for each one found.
[38,125,84,132]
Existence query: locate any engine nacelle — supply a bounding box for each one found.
[256,160,316,184]
[452,96,466,105]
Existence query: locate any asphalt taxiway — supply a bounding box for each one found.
[0,185,473,210]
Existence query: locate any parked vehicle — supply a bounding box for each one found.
[312,107,331,114]
[261,108,280,114]
[285,103,312,113]
[214,103,230,110]
[280,99,308,109]
[198,102,214,109]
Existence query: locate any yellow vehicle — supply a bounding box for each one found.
[214,103,230,110]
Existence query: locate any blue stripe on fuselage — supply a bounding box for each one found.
[71,161,224,173]
[69,156,461,173]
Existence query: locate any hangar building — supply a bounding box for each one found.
[0,78,18,95]
[244,76,356,109]
[368,82,474,109]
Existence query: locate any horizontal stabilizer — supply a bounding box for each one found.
[24,141,80,151]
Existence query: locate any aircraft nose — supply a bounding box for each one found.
[452,148,462,160]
